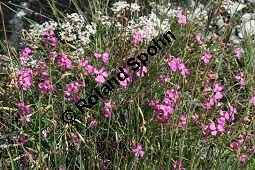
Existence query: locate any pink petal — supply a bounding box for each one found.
[94,52,101,58]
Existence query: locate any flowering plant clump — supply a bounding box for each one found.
[0,0,255,169]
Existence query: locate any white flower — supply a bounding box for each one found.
[17,10,26,18]
[222,1,246,15]
[130,3,140,11]
[111,1,130,12]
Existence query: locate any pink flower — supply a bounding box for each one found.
[179,115,187,129]
[230,134,244,150]
[247,148,255,155]
[42,130,48,138]
[235,72,245,86]
[18,101,32,124]
[202,52,212,64]
[213,83,224,100]
[195,34,204,45]
[149,99,157,106]
[64,82,83,102]
[79,58,94,75]
[51,37,58,46]
[18,134,26,145]
[168,57,188,77]
[94,67,109,84]
[250,96,255,107]
[89,119,98,127]
[104,100,116,108]
[70,133,80,143]
[209,122,217,136]
[132,30,142,44]
[176,11,187,24]
[20,47,32,60]
[181,68,189,76]
[119,68,132,87]
[94,52,110,63]
[159,75,170,85]
[101,108,111,118]
[172,160,184,170]
[191,113,199,121]
[26,151,35,159]
[26,151,35,161]
[239,154,247,162]
[215,92,223,100]
[132,143,145,158]
[16,69,33,91]
[152,104,174,124]
[43,29,54,37]
[59,167,64,170]
[102,52,109,62]
[57,53,72,69]
[136,66,148,77]
[234,48,241,60]
[43,29,58,47]
[38,78,55,94]
[94,52,101,58]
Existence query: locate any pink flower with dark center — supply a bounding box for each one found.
[132,143,145,158]
[152,104,174,124]
[202,52,212,64]
[132,30,142,44]
[94,67,109,84]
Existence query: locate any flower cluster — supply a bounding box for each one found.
[18,101,32,124]
[150,88,179,124]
